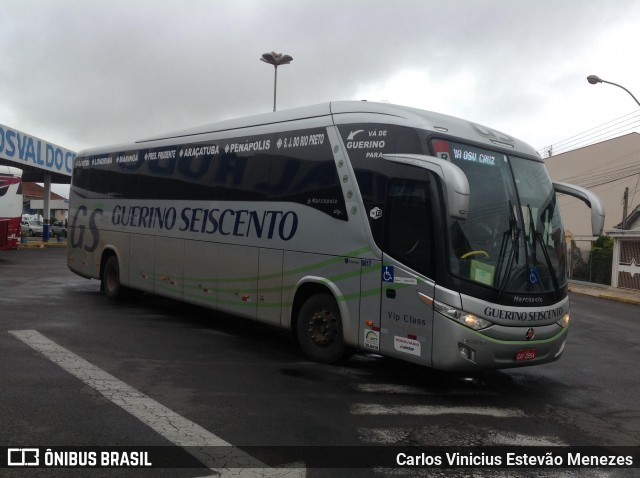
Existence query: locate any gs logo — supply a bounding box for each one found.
[70,205,103,252]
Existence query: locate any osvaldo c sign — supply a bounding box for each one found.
[0,123,75,176]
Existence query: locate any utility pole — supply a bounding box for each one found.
[622,187,629,230]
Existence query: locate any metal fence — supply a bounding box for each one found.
[567,238,613,285]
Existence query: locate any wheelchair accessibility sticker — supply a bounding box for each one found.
[382,266,417,285]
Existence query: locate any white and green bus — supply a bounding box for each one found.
[68,101,604,371]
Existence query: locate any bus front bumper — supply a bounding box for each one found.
[431,312,568,371]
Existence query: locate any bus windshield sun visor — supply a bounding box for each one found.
[552,181,605,236]
[382,154,470,220]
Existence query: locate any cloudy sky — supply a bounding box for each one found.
[1,0,640,170]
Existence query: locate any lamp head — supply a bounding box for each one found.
[587,75,602,85]
[261,52,293,66]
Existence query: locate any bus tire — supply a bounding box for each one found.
[297,293,349,364]
[102,255,122,300]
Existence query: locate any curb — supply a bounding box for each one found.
[569,286,640,306]
[19,242,67,249]
[596,293,640,306]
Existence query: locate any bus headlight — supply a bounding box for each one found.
[434,300,492,331]
[556,313,570,328]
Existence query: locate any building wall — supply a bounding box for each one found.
[545,133,640,238]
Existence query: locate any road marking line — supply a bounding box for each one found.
[357,427,566,446]
[9,329,304,477]
[482,430,567,446]
[350,403,525,418]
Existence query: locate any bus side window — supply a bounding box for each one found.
[72,163,90,191]
[383,179,434,277]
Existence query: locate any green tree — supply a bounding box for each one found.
[590,235,613,285]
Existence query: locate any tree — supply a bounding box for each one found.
[590,235,613,285]
[570,236,613,285]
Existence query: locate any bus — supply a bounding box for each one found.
[0,165,23,251]
[67,102,604,371]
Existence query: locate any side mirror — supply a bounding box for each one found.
[553,181,605,236]
[382,154,470,220]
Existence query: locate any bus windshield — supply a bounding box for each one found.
[432,139,566,295]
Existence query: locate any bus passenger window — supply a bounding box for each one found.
[383,179,434,277]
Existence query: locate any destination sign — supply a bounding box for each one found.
[450,142,500,166]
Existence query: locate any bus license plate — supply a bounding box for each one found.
[515,348,537,361]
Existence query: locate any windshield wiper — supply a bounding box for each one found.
[497,201,520,299]
[527,204,560,295]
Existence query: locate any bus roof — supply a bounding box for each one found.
[80,101,540,159]
[0,165,23,177]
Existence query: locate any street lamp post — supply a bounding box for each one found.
[261,51,293,112]
[587,75,639,231]
[586,75,640,108]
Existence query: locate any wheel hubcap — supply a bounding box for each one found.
[307,309,337,346]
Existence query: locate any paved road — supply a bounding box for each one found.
[1,247,639,477]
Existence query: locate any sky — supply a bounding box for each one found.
[1,0,640,197]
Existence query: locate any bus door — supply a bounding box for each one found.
[380,178,436,366]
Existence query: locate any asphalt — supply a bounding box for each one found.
[15,240,640,306]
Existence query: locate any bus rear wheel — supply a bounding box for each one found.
[297,293,349,364]
[101,255,122,300]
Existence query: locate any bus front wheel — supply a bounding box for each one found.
[102,255,122,300]
[297,293,349,364]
